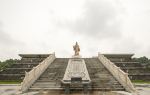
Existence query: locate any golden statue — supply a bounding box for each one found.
[73,42,80,56]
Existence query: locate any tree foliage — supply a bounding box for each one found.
[133,56,149,64]
[133,56,150,69]
[0,59,19,71]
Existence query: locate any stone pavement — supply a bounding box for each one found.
[0,84,150,95]
[135,84,150,95]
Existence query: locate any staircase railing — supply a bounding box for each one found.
[98,53,137,93]
[21,53,56,92]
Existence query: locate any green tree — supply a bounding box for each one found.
[0,59,19,71]
[137,56,149,64]
[133,56,150,69]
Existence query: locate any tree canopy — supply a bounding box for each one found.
[0,59,19,71]
[133,56,150,69]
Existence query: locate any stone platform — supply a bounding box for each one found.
[104,54,150,80]
[1,54,149,81]
[0,54,49,80]
[29,57,125,92]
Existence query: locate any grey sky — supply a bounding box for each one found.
[0,0,150,60]
[57,0,122,39]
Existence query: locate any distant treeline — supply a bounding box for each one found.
[0,59,20,71]
[133,56,150,68]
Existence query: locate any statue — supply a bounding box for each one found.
[73,42,80,56]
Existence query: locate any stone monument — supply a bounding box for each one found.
[73,42,81,58]
[62,42,91,94]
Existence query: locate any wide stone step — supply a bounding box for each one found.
[10,64,37,68]
[32,83,61,88]
[20,60,42,63]
[21,58,45,63]
[0,68,32,74]
[129,73,150,75]
[37,80,59,82]
[33,82,57,85]
[32,85,61,88]
[29,87,63,91]
[114,63,142,67]
[39,77,59,80]
[94,87,124,90]
[113,62,139,64]
[92,83,123,87]
[0,74,24,76]
[40,74,64,77]
[121,67,146,69]
[92,81,121,84]
[0,74,25,80]
[123,69,150,74]
[6,68,32,70]
[29,87,125,91]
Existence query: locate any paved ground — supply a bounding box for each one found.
[135,84,150,95]
[0,84,149,95]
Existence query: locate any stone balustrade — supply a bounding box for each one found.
[21,53,56,92]
[98,53,137,93]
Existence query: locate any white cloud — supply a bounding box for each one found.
[0,0,150,60]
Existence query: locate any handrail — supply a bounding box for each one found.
[98,53,137,93]
[21,53,56,92]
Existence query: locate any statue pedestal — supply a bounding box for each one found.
[72,55,82,58]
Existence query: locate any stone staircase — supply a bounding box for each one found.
[29,58,125,91]
[29,58,69,91]
[84,58,125,91]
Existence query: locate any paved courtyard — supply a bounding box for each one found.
[0,84,149,95]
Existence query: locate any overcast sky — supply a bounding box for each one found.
[0,0,150,60]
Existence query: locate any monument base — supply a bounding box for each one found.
[72,55,82,58]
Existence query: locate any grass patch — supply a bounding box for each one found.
[132,80,150,84]
[0,80,22,84]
